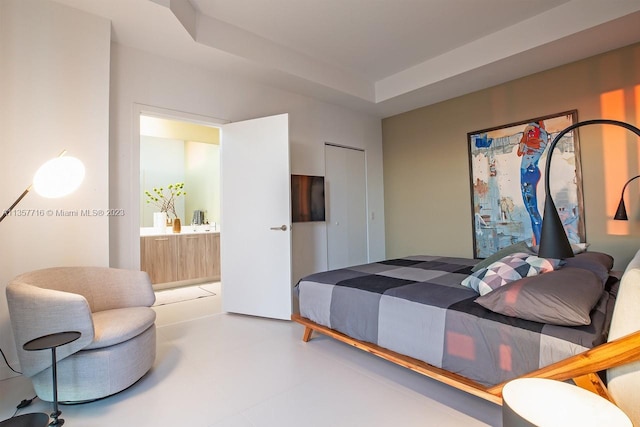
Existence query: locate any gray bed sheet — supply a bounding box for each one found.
[295,255,614,386]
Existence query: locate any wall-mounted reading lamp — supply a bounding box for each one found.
[0,150,85,223]
[538,119,640,259]
[614,175,640,221]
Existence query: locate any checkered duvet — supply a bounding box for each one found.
[294,255,615,386]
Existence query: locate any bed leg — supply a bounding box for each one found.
[302,326,313,342]
[573,373,614,403]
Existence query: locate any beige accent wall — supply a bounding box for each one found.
[383,42,640,270]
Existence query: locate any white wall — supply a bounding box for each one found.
[0,0,111,380]
[109,44,385,284]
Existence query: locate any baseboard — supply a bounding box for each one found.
[0,362,22,381]
[152,277,220,291]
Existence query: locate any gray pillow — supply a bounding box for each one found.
[471,241,532,272]
[564,251,613,270]
[563,251,614,285]
[474,267,604,326]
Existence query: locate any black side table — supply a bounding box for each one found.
[23,332,81,427]
[0,413,49,427]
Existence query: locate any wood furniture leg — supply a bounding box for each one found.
[572,373,615,402]
[302,326,313,342]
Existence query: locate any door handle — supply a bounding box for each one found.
[270,225,287,231]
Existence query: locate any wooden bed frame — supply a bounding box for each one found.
[292,313,640,405]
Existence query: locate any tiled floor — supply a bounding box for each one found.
[0,283,501,426]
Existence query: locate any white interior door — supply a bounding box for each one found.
[221,113,292,320]
[326,144,368,270]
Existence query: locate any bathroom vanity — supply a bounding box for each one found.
[140,227,220,285]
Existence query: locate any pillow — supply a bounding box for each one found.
[471,241,533,272]
[474,267,604,326]
[530,242,590,255]
[559,251,614,287]
[462,252,563,295]
[564,251,614,271]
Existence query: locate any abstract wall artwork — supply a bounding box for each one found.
[468,111,585,258]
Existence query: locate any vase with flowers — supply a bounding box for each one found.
[145,183,186,233]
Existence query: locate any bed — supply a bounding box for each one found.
[292,249,640,422]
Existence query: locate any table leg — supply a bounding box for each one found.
[49,347,64,426]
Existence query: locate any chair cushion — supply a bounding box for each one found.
[85,307,156,350]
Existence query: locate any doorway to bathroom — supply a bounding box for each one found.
[136,107,293,320]
[139,114,221,291]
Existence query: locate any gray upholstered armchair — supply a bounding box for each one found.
[6,267,156,403]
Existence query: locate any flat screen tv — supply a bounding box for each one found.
[291,175,325,222]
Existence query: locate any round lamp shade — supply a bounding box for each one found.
[502,378,632,427]
[32,156,85,198]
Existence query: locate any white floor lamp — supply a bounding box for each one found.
[0,150,85,223]
[0,150,84,427]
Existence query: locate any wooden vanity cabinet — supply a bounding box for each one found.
[140,235,178,284]
[140,232,220,285]
[177,234,208,280]
[205,233,221,279]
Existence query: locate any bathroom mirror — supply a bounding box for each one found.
[139,116,221,228]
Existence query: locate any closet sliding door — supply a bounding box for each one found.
[325,144,368,270]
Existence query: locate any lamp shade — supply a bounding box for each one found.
[613,175,640,221]
[615,198,629,221]
[503,378,632,427]
[32,156,85,198]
